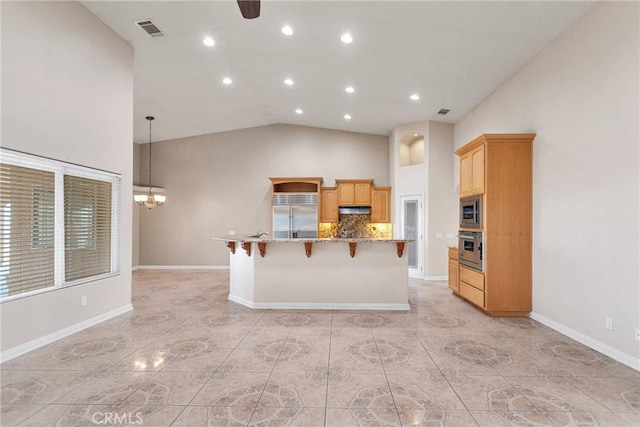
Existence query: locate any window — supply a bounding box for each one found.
[0,148,120,301]
[64,175,112,283]
[0,164,55,298]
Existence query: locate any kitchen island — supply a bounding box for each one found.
[213,237,410,310]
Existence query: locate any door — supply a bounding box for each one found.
[399,194,424,279]
[291,205,318,239]
[273,205,291,239]
[470,145,485,195]
[459,153,472,197]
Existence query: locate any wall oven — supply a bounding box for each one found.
[458,231,483,271]
[460,195,482,229]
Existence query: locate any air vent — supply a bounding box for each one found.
[135,19,166,38]
[437,109,450,115]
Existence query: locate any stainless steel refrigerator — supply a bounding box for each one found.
[272,193,318,239]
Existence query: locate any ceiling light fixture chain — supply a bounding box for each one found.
[147,115,153,193]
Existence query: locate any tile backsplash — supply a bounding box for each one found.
[319,215,390,239]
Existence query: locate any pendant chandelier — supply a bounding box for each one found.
[134,116,166,208]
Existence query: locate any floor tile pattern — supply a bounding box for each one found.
[1,269,639,426]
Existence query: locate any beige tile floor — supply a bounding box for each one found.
[1,270,639,426]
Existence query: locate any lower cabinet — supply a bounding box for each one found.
[447,247,459,293]
[458,266,485,309]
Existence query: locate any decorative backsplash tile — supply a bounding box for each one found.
[319,215,391,239]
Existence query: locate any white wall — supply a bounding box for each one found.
[137,124,389,266]
[0,1,133,354]
[426,122,457,276]
[132,144,140,268]
[409,139,424,167]
[454,2,639,363]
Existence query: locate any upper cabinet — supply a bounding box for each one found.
[319,187,338,223]
[336,179,373,206]
[269,177,323,193]
[370,187,390,223]
[459,145,485,198]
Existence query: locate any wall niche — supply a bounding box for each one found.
[399,132,424,167]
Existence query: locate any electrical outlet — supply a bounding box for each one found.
[81,296,87,306]
[605,317,613,330]
[635,328,640,342]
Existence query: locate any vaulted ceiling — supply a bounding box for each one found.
[82,1,594,143]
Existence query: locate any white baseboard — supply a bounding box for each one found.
[228,294,410,311]
[530,312,640,372]
[0,303,133,364]
[228,294,255,308]
[132,266,141,271]
[425,275,448,281]
[136,265,229,270]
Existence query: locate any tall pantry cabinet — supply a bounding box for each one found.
[455,133,535,317]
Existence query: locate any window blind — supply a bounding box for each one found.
[64,175,112,282]
[0,163,55,298]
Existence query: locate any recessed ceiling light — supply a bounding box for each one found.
[413,133,419,137]
[295,109,303,114]
[345,86,355,94]
[222,77,232,85]
[410,94,420,101]
[341,32,353,44]
[203,36,215,47]
[281,25,293,36]
[344,114,352,120]
[284,78,294,86]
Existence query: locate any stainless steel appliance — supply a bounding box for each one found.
[458,231,483,271]
[338,206,371,215]
[272,193,318,239]
[460,195,482,229]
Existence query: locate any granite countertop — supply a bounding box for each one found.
[212,235,410,243]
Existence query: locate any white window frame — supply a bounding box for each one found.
[0,148,121,302]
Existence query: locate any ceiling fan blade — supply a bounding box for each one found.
[237,0,260,19]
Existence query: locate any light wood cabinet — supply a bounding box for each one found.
[338,184,354,205]
[459,145,485,198]
[370,187,390,223]
[448,247,459,294]
[269,177,323,194]
[336,179,373,206]
[471,146,485,195]
[319,187,338,223]
[455,133,535,317]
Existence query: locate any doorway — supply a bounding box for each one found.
[399,194,424,279]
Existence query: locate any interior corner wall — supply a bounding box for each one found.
[454,2,639,363]
[0,1,133,354]
[132,143,140,268]
[137,124,389,267]
[426,122,457,277]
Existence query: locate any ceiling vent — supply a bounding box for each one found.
[437,109,450,115]
[135,19,166,38]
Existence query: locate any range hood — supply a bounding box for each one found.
[338,206,371,215]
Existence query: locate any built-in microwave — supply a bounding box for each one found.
[458,231,483,271]
[460,195,482,229]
